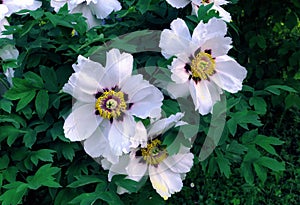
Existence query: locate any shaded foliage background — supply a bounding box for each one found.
[0,0,299,204]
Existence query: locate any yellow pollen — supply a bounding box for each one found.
[191,52,216,80]
[95,90,127,119]
[141,139,168,165]
[202,0,210,3]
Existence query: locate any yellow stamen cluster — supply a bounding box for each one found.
[95,90,127,119]
[141,139,168,165]
[202,0,210,3]
[191,52,216,80]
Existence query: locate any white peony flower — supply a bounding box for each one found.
[0,0,42,17]
[50,0,121,28]
[63,49,163,160]
[166,0,231,22]
[159,18,247,115]
[102,113,194,200]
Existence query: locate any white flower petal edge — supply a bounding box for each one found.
[2,0,42,17]
[90,0,121,19]
[166,0,190,8]
[63,102,102,141]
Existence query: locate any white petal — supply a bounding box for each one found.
[63,103,102,141]
[166,82,190,99]
[149,165,183,200]
[89,0,121,19]
[108,115,135,155]
[101,49,133,89]
[189,80,221,115]
[211,55,247,93]
[130,121,148,148]
[0,45,19,60]
[170,58,190,84]
[70,3,102,28]
[192,18,227,46]
[123,75,163,119]
[63,55,105,102]
[4,0,42,16]
[126,155,148,182]
[0,18,11,39]
[159,18,192,59]
[4,67,14,87]
[201,36,232,58]
[103,155,130,181]
[148,113,184,139]
[83,127,119,164]
[162,153,194,173]
[50,0,67,12]
[165,0,190,8]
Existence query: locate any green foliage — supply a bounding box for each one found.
[0,0,299,204]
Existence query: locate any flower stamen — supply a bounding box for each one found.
[191,52,216,81]
[95,90,127,120]
[141,139,168,166]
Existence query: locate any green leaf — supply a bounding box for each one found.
[0,182,28,205]
[216,152,231,178]
[241,162,254,184]
[253,163,267,183]
[136,0,152,14]
[115,177,147,193]
[0,155,10,170]
[23,129,37,148]
[27,164,61,190]
[61,143,76,161]
[0,126,20,145]
[67,176,105,188]
[265,85,297,95]
[16,90,36,111]
[256,157,285,172]
[23,72,44,89]
[0,99,13,113]
[254,135,284,156]
[30,149,56,166]
[35,90,49,119]
[249,97,267,115]
[40,66,58,92]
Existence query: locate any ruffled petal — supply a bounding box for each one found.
[83,127,119,164]
[149,165,183,200]
[148,113,184,139]
[130,121,148,148]
[192,18,227,46]
[166,82,190,99]
[165,0,190,8]
[108,114,135,155]
[63,103,102,141]
[159,18,192,59]
[90,0,121,19]
[201,36,232,58]
[101,49,133,89]
[126,155,148,182]
[4,0,42,17]
[213,5,232,22]
[170,58,190,84]
[162,152,194,173]
[123,75,163,119]
[102,155,130,181]
[189,80,221,115]
[70,3,102,28]
[211,55,247,93]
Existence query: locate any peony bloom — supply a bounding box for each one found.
[159,18,247,115]
[50,0,121,28]
[101,113,194,200]
[0,0,42,17]
[63,49,163,160]
[166,0,231,22]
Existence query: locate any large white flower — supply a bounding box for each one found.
[102,113,194,200]
[0,0,42,17]
[166,0,231,22]
[63,49,163,159]
[159,18,247,115]
[50,0,121,28]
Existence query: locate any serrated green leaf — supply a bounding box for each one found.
[0,182,28,205]
[35,90,49,119]
[30,149,56,166]
[216,152,231,178]
[27,164,61,190]
[249,96,267,115]
[254,135,284,156]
